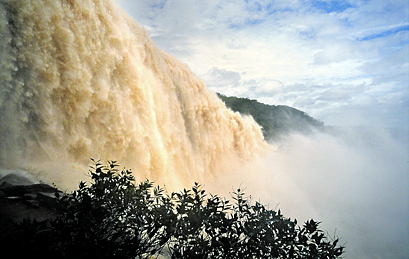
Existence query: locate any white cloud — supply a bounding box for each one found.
[116,0,409,130]
[254,79,284,95]
[113,1,409,257]
[201,67,241,88]
[318,83,364,101]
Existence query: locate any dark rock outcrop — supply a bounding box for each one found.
[0,174,63,240]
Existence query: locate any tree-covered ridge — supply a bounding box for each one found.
[2,160,345,258]
[217,93,324,140]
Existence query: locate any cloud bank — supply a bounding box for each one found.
[115,1,409,258]
[117,0,408,130]
[208,127,409,259]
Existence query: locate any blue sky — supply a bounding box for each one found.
[111,2,408,258]
[116,0,408,130]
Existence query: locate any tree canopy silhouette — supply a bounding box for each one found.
[2,160,344,258]
[217,93,324,140]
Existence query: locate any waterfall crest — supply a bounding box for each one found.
[0,0,266,189]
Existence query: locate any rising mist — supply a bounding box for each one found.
[0,0,265,190]
[211,127,409,259]
[0,0,408,258]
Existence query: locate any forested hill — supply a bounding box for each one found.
[217,93,324,140]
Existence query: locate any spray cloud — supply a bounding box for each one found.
[0,0,408,258]
[0,0,266,190]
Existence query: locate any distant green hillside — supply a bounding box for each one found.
[217,93,324,140]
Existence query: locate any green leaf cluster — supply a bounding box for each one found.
[3,160,344,258]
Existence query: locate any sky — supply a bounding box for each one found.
[116,0,408,130]
[110,2,409,258]
[112,3,409,256]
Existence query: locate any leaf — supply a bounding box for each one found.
[6,160,345,259]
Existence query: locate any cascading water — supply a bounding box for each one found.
[0,0,267,190]
[2,2,409,258]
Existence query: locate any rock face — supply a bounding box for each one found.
[0,174,62,239]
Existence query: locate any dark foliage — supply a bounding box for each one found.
[217,93,324,140]
[2,160,344,258]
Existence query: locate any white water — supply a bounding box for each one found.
[0,0,266,190]
[1,1,408,258]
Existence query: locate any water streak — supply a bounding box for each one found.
[0,0,266,190]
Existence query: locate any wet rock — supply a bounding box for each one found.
[25,199,40,208]
[0,172,36,186]
[23,193,38,200]
[0,173,63,239]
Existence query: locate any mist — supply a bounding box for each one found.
[0,0,265,191]
[0,0,408,258]
[208,127,409,259]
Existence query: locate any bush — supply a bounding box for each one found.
[5,160,345,258]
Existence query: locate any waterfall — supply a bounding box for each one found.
[0,0,266,190]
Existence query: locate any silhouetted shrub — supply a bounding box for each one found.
[4,160,344,258]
